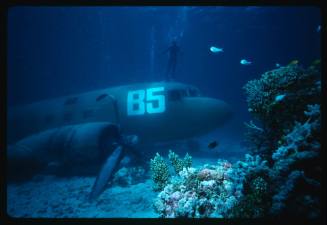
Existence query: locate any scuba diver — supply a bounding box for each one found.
[162,40,181,81]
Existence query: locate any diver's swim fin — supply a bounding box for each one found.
[89,146,123,201]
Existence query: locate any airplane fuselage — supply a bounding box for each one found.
[7,81,233,197]
[8,82,232,145]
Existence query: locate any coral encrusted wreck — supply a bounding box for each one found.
[152,62,321,218]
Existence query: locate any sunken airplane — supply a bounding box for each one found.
[7,82,232,200]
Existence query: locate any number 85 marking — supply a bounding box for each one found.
[127,87,166,116]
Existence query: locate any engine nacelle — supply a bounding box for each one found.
[8,122,121,180]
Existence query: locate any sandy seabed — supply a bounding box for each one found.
[7,138,245,218]
[7,176,158,218]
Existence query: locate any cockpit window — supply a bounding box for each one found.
[168,89,187,101]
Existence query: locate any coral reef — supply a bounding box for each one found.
[153,156,271,218]
[226,173,271,218]
[268,104,321,218]
[233,63,321,218]
[153,160,241,218]
[243,64,321,160]
[239,62,321,218]
[153,62,321,218]
[222,154,274,218]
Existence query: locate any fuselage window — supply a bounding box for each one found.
[64,97,78,106]
[96,94,108,102]
[83,109,94,119]
[63,112,73,122]
[168,89,187,101]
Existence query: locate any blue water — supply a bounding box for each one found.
[7,6,321,138]
[6,6,321,218]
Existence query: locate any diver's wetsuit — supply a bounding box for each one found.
[165,42,180,81]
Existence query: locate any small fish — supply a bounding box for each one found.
[288,60,299,66]
[275,94,286,102]
[275,63,281,67]
[208,140,219,149]
[240,59,252,65]
[210,46,223,53]
[317,25,321,32]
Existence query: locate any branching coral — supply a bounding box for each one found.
[268,104,321,218]
[150,153,170,191]
[235,103,321,218]
[227,176,271,218]
[244,65,320,122]
[150,150,192,192]
[168,150,192,174]
[272,104,320,174]
[225,154,272,218]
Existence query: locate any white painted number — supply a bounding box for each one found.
[127,90,145,115]
[146,87,166,114]
[127,87,165,116]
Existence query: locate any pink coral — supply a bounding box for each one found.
[197,169,215,181]
[223,162,232,169]
[171,191,182,201]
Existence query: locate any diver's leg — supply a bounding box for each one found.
[171,60,177,80]
[166,59,173,81]
[165,61,170,81]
